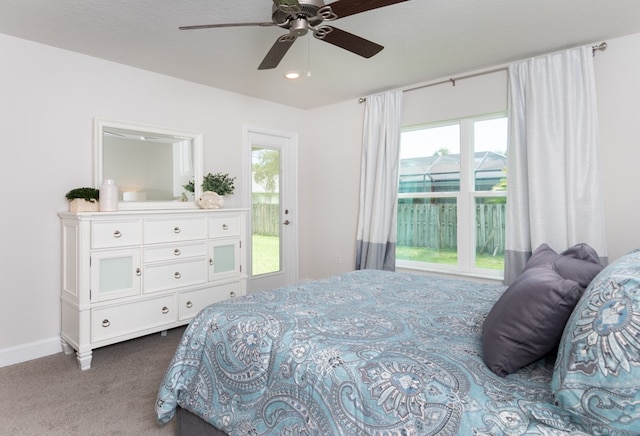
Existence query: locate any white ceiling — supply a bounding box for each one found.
[2,0,640,109]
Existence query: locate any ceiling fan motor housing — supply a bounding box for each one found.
[272,0,326,28]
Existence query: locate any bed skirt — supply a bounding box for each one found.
[177,407,227,436]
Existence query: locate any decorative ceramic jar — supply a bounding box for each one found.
[196,191,224,209]
[99,179,118,211]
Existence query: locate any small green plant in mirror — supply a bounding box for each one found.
[182,180,195,193]
[65,187,100,202]
[184,173,236,196]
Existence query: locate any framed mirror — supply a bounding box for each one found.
[94,118,203,210]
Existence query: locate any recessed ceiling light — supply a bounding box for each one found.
[285,71,300,79]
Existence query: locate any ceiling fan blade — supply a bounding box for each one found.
[258,35,297,70]
[179,22,274,30]
[328,0,409,19]
[315,26,383,58]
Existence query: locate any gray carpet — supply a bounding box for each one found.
[0,326,186,436]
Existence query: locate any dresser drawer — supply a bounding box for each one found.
[92,220,141,248]
[179,282,240,320]
[91,295,177,342]
[209,215,241,238]
[143,258,207,293]
[144,217,207,244]
[143,242,207,263]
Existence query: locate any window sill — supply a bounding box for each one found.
[396,265,504,284]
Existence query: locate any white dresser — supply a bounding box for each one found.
[58,208,247,369]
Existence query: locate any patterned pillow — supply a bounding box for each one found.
[551,248,640,434]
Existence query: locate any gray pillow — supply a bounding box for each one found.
[482,266,583,376]
[524,243,603,288]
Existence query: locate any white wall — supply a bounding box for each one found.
[594,32,640,260]
[403,69,508,125]
[0,33,305,364]
[298,100,365,280]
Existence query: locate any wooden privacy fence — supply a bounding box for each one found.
[254,202,506,256]
[252,203,280,235]
[397,203,506,255]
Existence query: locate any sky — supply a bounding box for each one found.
[400,117,508,159]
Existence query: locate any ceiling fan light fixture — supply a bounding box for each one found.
[285,71,301,79]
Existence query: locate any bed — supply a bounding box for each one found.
[156,245,640,435]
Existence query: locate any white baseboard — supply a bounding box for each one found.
[0,336,62,368]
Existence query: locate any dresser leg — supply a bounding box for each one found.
[60,339,74,355]
[76,350,93,370]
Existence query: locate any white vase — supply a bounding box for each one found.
[99,179,118,211]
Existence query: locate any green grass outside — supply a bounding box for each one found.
[252,234,280,275]
[252,235,504,274]
[396,245,504,270]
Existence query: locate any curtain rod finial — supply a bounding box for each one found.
[592,42,607,55]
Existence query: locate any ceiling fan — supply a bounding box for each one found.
[179,0,409,70]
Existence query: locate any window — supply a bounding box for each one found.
[397,114,507,277]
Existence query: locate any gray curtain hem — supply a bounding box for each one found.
[356,240,396,272]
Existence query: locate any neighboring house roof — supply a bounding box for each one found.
[399,151,506,182]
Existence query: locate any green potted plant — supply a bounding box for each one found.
[183,173,236,207]
[183,173,236,196]
[202,172,236,196]
[181,179,196,202]
[65,187,100,212]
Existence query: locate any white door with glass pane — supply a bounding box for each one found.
[244,127,298,293]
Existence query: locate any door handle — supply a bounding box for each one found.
[283,220,291,225]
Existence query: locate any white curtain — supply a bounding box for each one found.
[505,46,608,284]
[355,91,403,271]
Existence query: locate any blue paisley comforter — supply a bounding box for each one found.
[156,270,587,435]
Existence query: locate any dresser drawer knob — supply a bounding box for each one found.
[229,291,236,298]
[113,230,121,238]
[186,301,193,309]
[162,306,169,314]
[174,272,181,279]
[222,224,229,230]
[174,227,181,234]
[174,249,181,256]
[102,319,111,328]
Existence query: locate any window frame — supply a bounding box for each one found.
[396,112,507,279]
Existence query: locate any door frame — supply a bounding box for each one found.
[242,125,299,293]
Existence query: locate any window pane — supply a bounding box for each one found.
[252,147,281,275]
[399,124,461,193]
[475,197,506,270]
[397,197,458,265]
[473,118,507,191]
